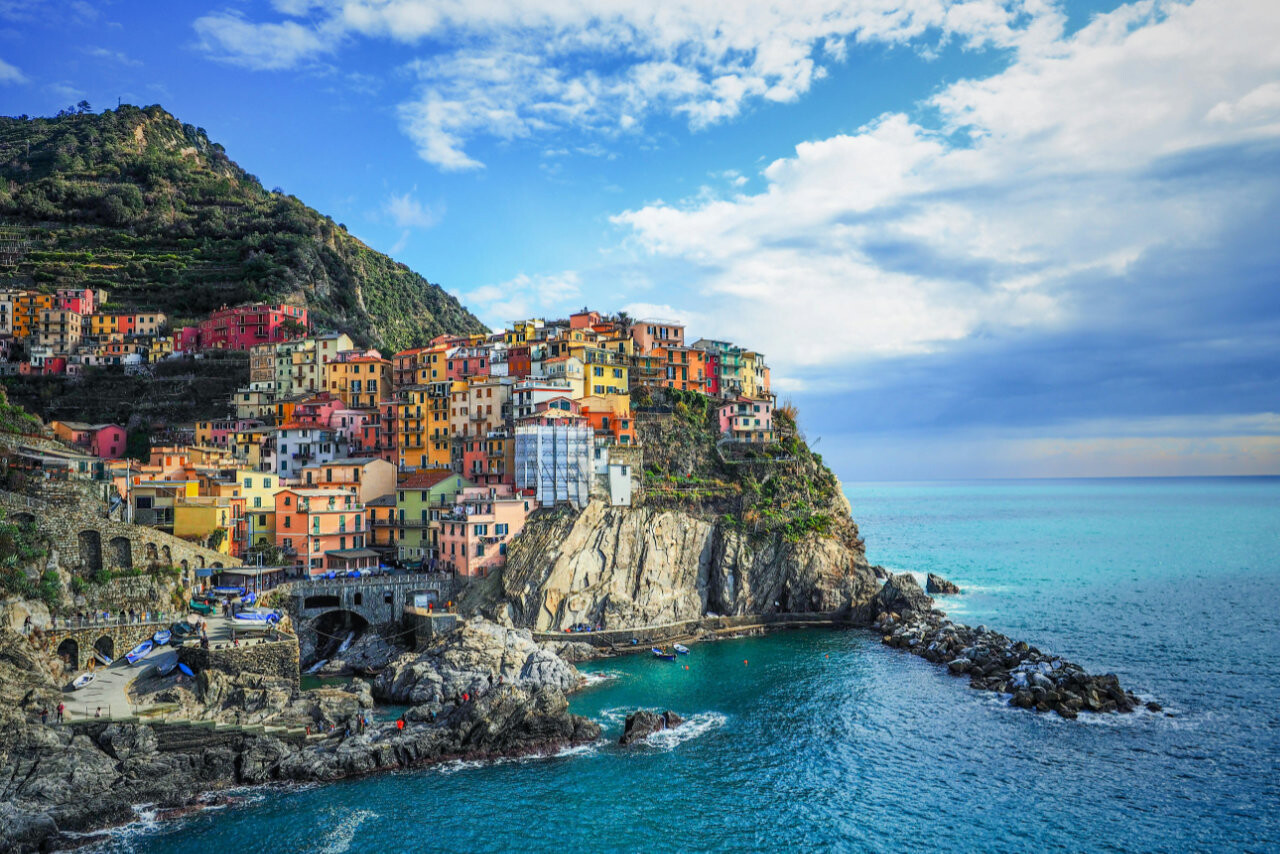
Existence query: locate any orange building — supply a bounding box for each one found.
[274,487,369,576]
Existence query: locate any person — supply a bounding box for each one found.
[305,725,311,736]
[56,702,64,723]
[40,707,47,725]
[396,715,405,731]
[94,707,102,718]
[23,615,31,635]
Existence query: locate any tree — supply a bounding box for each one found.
[76,100,92,114]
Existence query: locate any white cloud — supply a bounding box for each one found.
[0,57,26,84]
[84,47,140,67]
[464,271,582,326]
[194,0,1069,168]
[384,192,442,229]
[611,0,1280,377]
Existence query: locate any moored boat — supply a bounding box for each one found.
[71,672,95,690]
[230,608,282,631]
[673,644,690,655]
[125,639,154,666]
[652,647,677,661]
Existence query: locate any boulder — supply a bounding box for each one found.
[871,574,935,617]
[925,573,961,595]
[619,709,683,745]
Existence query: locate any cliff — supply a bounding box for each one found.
[472,390,880,631]
[0,105,486,350]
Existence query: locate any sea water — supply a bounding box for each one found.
[116,478,1280,853]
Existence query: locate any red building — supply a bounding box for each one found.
[55,288,99,315]
[197,303,308,351]
[357,401,399,467]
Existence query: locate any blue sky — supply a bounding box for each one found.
[2,0,1278,480]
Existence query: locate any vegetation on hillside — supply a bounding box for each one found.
[0,104,486,350]
[634,388,850,543]
[0,508,57,609]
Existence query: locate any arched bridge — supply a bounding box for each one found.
[289,573,454,627]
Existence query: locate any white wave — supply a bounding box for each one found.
[637,712,727,750]
[595,706,633,727]
[578,670,620,688]
[318,808,378,854]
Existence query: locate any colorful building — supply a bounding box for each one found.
[434,484,534,577]
[274,487,367,576]
[196,303,308,351]
[394,469,473,562]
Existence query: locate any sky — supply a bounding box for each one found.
[1,0,1278,480]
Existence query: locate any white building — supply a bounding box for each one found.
[514,420,592,509]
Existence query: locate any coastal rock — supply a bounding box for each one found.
[374,618,579,706]
[871,574,934,617]
[317,632,405,676]
[486,499,880,631]
[619,709,684,745]
[926,574,961,595]
[540,640,602,663]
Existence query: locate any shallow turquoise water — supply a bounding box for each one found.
[116,478,1280,853]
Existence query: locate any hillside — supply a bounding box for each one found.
[0,104,486,350]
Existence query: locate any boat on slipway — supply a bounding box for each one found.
[231,608,282,632]
[125,639,154,666]
[71,672,95,690]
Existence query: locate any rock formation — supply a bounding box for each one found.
[619,709,684,745]
[926,573,961,595]
[487,499,880,631]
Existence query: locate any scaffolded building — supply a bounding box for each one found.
[514,420,591,509]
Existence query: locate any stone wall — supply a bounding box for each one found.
[288,574,454,627]
[43,620,165,671]
[405,608,459,648]
[178,635,300,691]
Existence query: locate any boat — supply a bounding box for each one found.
[673,644,690,655]
[652,647,677,661]
[156,658,178,677]
[230,608,282,631]
[337,630,355,654]
[305,659,329,674]
[152,629,172,645]
[178,663,194,677]
[212,585,245,596]
[240,591,257,606]
[71,672,95,690]
[93,650,113,667]
[125,639,154,666]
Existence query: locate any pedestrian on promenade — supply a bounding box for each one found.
[56,702,64,723]
[94,707,102,718]
[40,708,47,725]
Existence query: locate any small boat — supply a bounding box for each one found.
[152,629,172,645]
[673,644,690,655]
[125,639,154,666]
[212,586,245,596]
[305,659,329,674]
[231,609,281,631]
[156,658,178,677]
[652,647,677,661]
[337,631,355,654]
[93,650,113,667]
[178,663,194,677]
[71,672,95,690]
[240,591,257,606]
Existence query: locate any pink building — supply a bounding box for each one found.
[630,319,685,355]
[435,484,534,577]
[55,288,98,315]
[90,425,127,459]
[570,309,602,329]
[447,345,491,381]
[294,393,343,428]
[174,327,201,353]
[717,397,775,443]
[329,407,372,447]
[197,303,308,351]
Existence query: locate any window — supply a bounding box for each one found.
[495,523,509,535]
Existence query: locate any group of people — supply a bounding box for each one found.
[38,703,65,724]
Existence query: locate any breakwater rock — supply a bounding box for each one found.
[619,710,684,745]
[926,573,961,595]
[874,607,1145,718]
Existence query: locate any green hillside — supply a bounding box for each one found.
[0,104,486,350]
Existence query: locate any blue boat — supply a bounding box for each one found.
[212,585,245,596]
[178,663,194,677]
[240,591,257,606]
[231,608,281,631]
[652,647,677,661]
[125,639,154,666]
[152,629,172,645]
[156,658,178,677]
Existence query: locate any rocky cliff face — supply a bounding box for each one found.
[487,497,880,632]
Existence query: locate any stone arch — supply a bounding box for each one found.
[108,536,132,569]
[196,556,205,568]
[12,512,35,525]
[93,635,115,663]
[180,559,189,572]
[162,545,172,565]
[312,610,370,657]
[144,542,159,566]
[211,561,224,569]
[78,530,102,572]
[304,594,340,610]
[56,637,79,671]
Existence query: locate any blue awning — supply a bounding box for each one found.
[195,568,213,577]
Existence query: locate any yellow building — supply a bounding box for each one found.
[325,355,391,407]
[13,293,53,338]
[397,386,430,470]
[236,469,283,547]
[173,497,235,554]
[36,308,83,351]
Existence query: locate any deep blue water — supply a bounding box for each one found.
[115,478,1280,853]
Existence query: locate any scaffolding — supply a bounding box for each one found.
[514,422,591,509]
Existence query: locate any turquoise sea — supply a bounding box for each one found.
[116,478,1280,853]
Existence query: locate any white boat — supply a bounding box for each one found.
[673,644,690,655]
[71,672,95,690]
[125,639,154,666]
[152,629,172,645]
[305,659,328,674]
[230,609,282,632]
[93,650,113,667]
[337,631,355,654]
